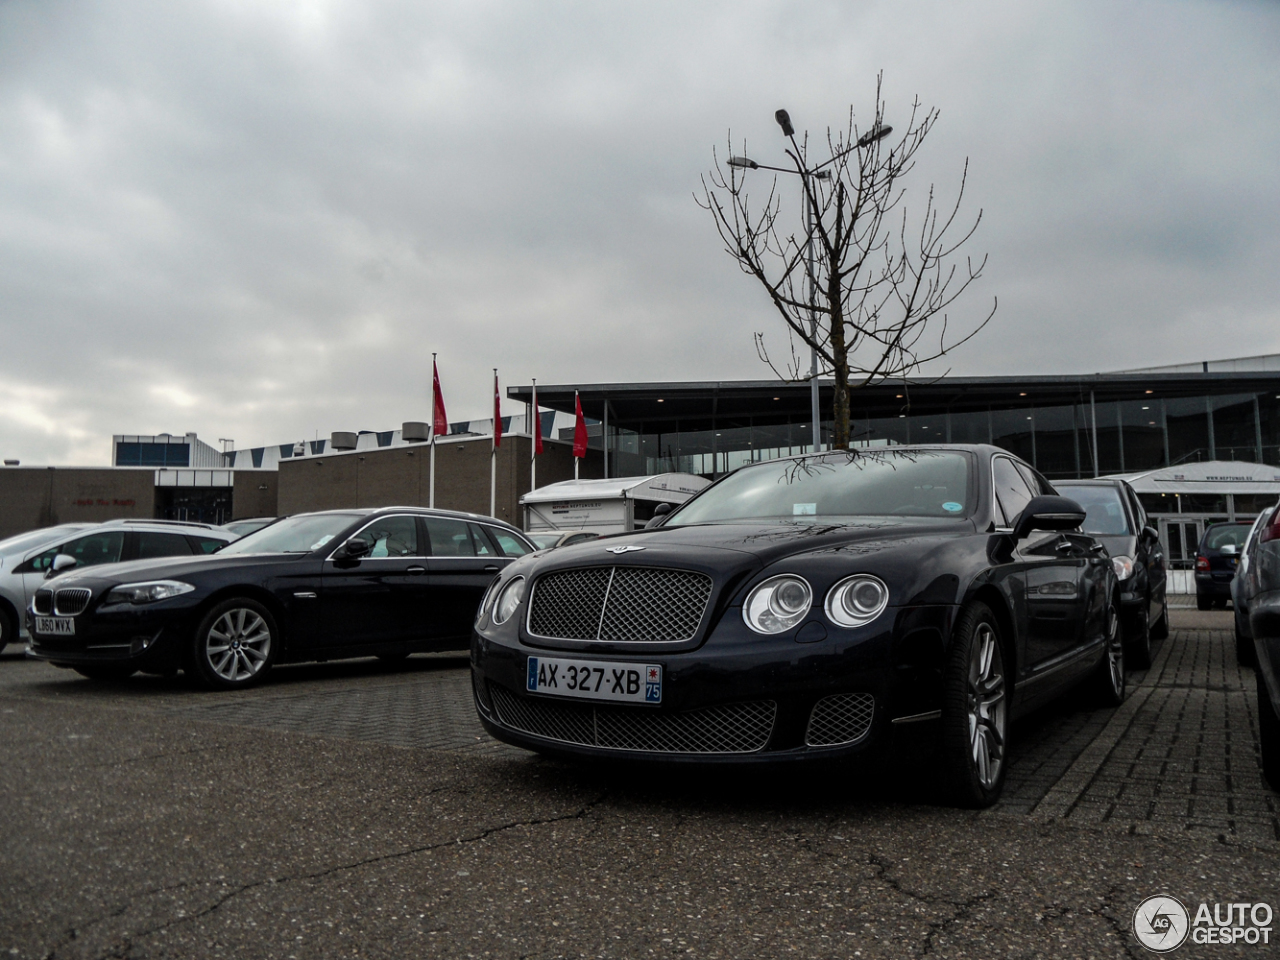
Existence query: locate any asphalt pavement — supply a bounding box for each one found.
[2,607,1275,959]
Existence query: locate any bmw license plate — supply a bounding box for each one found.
[35,617,75,636]
[526,656,661,704]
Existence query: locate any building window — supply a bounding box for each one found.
[115,442,190,467]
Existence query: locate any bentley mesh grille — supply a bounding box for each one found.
[33,591,53,615]
[53,588,92,617]
[806,693,876,747]
[528,566,713,643]
[491,686,775,754]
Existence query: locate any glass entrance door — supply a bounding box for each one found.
[1161,518,1205,570]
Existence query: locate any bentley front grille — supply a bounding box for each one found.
[527,566,713,643]
[806,693,876,747]
[491,686,775,754]
[53,588,92,617]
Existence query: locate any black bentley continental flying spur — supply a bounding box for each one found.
[27,508,534,688]
[471,445,1124,807]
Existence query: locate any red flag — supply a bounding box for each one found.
[432,359,448,438]
[532,381,544,456]
[573,391,588,458]
[493,370,502,449]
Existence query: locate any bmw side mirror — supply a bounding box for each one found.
[645,503,673,529]
[338,536,373,560]
[1012,496,1087,541]
[45,554,78,579]
[1142,525,1160,544]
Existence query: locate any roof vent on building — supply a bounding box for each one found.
[330,431,358,451]
[402,421,430,443]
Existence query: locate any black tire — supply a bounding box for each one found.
[376,651,410,664]
[189,598,278,690]
[1125,601,1153,670]
[1258,671,1280,793]
[1092,599,1126,707]
[1150,600,1169,640]
[1213,598,1227,611]
[1197,593,1212,612]
[940,601,1009,808]
[0,603,15,655]
[73,664,137,681]
[1236,623,1256,669]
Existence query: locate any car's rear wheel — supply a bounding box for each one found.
[1126,601,1153,669]
[190,598,277,690]
[1258,671,1280,792]
[73,664,137,681]
[0,603,15,655]
[1197,593,1212,611]
[1150,600,1169,640]
[1236,622,1256,669]
[1092,600,1126,706]
[940,602,1008,808]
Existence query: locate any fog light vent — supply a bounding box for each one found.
[806,693,875,747]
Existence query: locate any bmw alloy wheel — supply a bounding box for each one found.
[204,607,272,684]
[967,622,1007,791]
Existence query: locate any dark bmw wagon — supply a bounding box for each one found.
[27,507,534,688]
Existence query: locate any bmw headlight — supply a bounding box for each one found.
[825,575,890,628]
[742,575,813,635]
[1111,556,1135,581]
[492,576,526,625]
[105,580,196,605]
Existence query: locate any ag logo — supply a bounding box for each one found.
[1133,895,1190,953]
[606,545,646,554]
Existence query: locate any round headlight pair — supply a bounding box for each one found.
[491,576,526,625]
[742,573,889,634]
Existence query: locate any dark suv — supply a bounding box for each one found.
[1196,522,1252,611]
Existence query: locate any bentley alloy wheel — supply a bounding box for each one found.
[942,601,1009,808]
[968,621,1008,792]
[1093,600,1126,706]
[191,598,277,690]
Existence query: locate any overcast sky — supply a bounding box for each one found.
[2,0,1278,464]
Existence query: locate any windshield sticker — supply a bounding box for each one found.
[310,534,335,549]
[793,503,817,516]
[942,501,963,513]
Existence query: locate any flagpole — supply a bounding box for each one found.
[530,378,537,493]
[490,368,498,518]
[429,352,437,509]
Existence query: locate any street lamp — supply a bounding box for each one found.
[727,112,890,453]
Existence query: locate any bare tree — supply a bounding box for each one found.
[698,76,996,449]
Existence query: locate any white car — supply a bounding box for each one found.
[0,520,233,653]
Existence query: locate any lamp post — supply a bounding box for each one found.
[729,111,892,453]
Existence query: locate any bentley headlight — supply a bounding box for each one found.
[105,580,196,605]
[492,576,526,625]
[742,575,813,635]
[825,575,889,628]
[1111,556,1135,581]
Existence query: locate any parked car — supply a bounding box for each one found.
[1056,479,1168,668]
[26,508,535,687]
[1,520,230,652]
[528,531,601,550]
[221,517,279,539]
[1245,508,1280,791]
[1195,521,1253,610]
[472,445,1120,808]
[1231,503,1277,668]
[0,524,96,652]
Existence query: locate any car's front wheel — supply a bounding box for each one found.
[190,598,277,690]
[1236,621,1256,669]
[940,602,1009,808]
[1092,600,1126,706]
[1258,672,1280,792]
[0,603,15,655]
[1126,601,1153,669]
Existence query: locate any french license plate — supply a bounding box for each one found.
[526,656,661,704]
[35,617,75,636]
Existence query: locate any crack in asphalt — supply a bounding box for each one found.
[865,853,995,956]
[89,742,237,768]
[57,790,610,960]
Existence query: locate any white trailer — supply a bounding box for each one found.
[521,474,710,535]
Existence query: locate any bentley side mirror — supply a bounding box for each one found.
[338,536,373,560]
[645,502,673,529]
[1143,525,1160,543]
[1012,496,1087,541]
[46,554,78,579]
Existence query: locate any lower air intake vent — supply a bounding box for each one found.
[491,686,775,754]
[806,693,876,747]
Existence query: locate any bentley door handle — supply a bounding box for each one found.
[406,566,426,575]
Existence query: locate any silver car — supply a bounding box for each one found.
[0,520,233,652]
